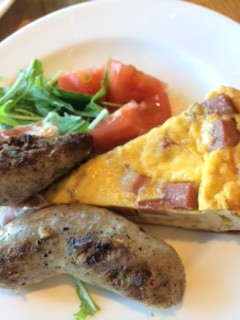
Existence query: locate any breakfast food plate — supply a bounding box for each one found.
[0,0,14,18]
[0,0,240,319]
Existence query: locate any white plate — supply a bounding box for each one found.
[1,0,240,319]
[0,0,14,18]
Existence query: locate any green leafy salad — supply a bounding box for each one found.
[0,58,109,134]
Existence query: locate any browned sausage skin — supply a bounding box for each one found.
[0,133,93,205]
[0,204,185,308]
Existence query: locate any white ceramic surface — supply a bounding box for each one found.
[0,0,240,319]
[0,0,14,18]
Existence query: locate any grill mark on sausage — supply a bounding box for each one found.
[67,232,94,251]
[67,231,154,300]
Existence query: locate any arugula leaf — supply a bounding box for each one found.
[0,59,109,133]
[74,278,100,320]
[44,112,89,135]
[51,87,92,108]
[86,58,109,113]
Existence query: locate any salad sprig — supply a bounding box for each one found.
[0,59,109,134]
[74,278,100,320]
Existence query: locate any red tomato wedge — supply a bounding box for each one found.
[58,60,171,151]
[58,60,168,105]
[91,99,171,152]
[58,66,104,95]
[106,60,167,105]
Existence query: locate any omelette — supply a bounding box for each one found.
[44,86,240,231]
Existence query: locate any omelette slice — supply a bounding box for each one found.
[45,86,240,231]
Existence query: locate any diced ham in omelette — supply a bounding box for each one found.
[120,168,150,195]
[211,119,240,150]
[202,93,237,115]
[138,183,198,211]
[163,183,199,210]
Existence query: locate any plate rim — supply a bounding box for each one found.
[0,0,15,18]
[1,1,240,319]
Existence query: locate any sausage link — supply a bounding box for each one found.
[0,204,185,308]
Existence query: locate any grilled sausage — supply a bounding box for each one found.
[0,133,93,205]
[0,204,185,308]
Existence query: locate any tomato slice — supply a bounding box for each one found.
[91,101,141,151]
[58,59,172,151]
[58,67,104,95]
[91,98,171,152]
[106,60,167,105]
[57,60,168,108]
